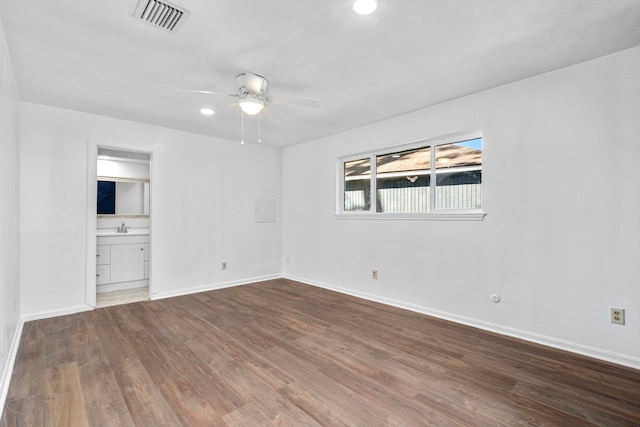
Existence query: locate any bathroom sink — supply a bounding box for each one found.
[96,228,150,236]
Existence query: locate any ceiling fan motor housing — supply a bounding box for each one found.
[236,73,268,97]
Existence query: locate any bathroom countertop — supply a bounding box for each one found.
[97,228,150,237]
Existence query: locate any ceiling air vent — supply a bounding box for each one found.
[133,0,190,34]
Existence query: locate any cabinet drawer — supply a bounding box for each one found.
[96,245,110,265]
[96,265,111,285]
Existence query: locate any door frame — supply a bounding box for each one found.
[85,139,155,308]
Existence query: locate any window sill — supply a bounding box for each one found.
[334,212,486,221]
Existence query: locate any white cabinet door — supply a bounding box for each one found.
[110,243,145,283]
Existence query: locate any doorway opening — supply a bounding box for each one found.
[88,146,152,308]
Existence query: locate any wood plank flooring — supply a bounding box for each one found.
[2,278,640,426]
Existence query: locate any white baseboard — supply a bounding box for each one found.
[151,274,282,300]
[21,304,94,323]
[283,274,640,371]
[1,318,24,421]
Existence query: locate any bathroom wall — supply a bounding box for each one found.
[20,103,282,316]
[282,46,640,368]
[0,15,21,410]
[97,156,150,180]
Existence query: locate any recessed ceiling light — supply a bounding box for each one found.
[200,107,214,116]
[353,0,378,16]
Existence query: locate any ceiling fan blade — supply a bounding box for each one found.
[244,72,267,94]
[268,94,320,109]
[177,88,238,98]
[264,103,288,126]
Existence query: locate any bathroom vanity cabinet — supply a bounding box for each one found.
[96,233,149,293]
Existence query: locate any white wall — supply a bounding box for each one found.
[20,103,282,316]
[282,46,640,368]
[0,15,21,411]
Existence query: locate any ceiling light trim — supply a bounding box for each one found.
[133,0,190,34]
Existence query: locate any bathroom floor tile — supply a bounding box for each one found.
[96,286,148,308]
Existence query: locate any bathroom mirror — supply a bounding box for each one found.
[97,177,149,217]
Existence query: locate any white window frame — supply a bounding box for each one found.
[336,131,486,221]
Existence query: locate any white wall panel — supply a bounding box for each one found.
[19,104,282,315]
[282,46,640,368]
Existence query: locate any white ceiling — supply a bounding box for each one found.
[1,0,639,147]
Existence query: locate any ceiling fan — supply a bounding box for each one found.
[179,72,320,119]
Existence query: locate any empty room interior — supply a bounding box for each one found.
[1,0,640,425]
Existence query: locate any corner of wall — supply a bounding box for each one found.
[0,319,23,415]
[0,12,22,420]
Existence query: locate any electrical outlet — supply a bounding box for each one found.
[222,261,227,270]
[372,269,378,280]
[610,307,625,325]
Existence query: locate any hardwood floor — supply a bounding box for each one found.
[2,278,639,426]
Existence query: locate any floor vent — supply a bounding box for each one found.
[133,0,190,34]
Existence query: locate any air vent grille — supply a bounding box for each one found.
[133,0,190,33]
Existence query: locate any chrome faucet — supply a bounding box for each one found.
[117,222,128,233]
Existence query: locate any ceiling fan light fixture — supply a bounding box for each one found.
[239,98,264,115]
[353,0,378,16]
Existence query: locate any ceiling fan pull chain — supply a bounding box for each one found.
[258,113,262,143]
[241,110,245,144]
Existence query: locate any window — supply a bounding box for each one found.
[339,133,484,220]
[97,180,116,214]
[344,157,372,212]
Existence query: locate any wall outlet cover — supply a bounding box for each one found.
[610,307,625,325]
